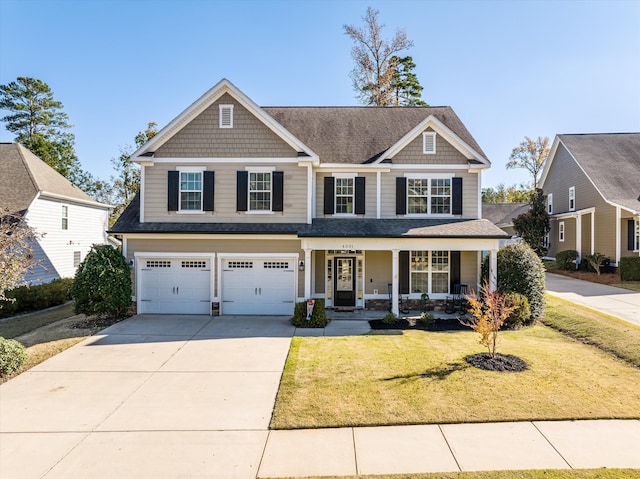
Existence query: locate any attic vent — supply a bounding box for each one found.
[423,132,436,154]
[219,104,234,128]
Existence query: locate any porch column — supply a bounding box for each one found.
[304,249,312,299]
[489,249,498,292]
[391,249,399,316]
[616,207,621,266]
[576,214,582,264]
[591,211,595,255]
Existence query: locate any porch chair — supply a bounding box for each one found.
[452,284,468,313]
[388,283,410,314]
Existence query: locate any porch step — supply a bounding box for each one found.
[333,308,356,312]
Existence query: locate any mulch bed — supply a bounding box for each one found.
[464,352,528,372]
[369,318,471,332]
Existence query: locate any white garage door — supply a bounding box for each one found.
[138,258,211,314]
[221,258,296,315]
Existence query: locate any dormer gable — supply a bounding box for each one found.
[131,78,318,162]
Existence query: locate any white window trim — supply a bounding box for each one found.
[246,166,275,214]
[61,204,69,230]
[559,221,565,242]
[569,186,575,212]
[422,131,436,154]
[409,250,450,296]
[404,173,453,217]
[332,173,357,216]
[219,104,234,128]
[176,166,206,214]
[547,193,553,214]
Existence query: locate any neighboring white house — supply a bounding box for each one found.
[0,143,111,284]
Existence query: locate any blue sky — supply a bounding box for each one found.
[1,0,639,188]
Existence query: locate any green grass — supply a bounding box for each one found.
[0,302,75,338]
[267,470,640,479]
[271,324,640,429]
[611,283,640,292]
[542,295,640,367]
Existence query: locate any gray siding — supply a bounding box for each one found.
[155,93,298,158]
[392,127,469,164]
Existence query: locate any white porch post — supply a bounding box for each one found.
[391,249,399,316]
[576,214,582,264]
[304,249,312,299]
[591,211,595,255]
[616,207,621,266]
[489,249,498,292]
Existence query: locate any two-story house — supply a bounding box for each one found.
[111,79,507,316]
[540,133,640,266]
[1,143,111,284]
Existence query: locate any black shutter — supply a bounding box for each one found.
[237,171,248,211]
[629,219,636,251]
[452,177,463,215]
[450,251,461,291]
[355,176,366,215]
[324,177,335,215]
[272,171,284,212]
[203,171,215,212]
[167,171,179,211]
[399,251,410,295]
[396,177,407,215]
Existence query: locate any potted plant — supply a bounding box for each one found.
[421,293,434,311]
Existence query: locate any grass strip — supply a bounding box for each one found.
[266,468,640,479]
[542,295,640,368]
[0,302,76,338]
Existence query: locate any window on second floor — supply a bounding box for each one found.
[323,175,365,215]
[407,177,451,215]
[547,193,553,214]
[168,169,214,213]
[249,171,272,211]
[61,205,68,230]
[559,221,565,242]
[335,177,354,214]
[180,171,203,211]
[236,169,284,213]
[569,187,575,211]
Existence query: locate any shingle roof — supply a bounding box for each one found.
[111,196,508,239]
[558,133,640,213]
[482,203,529,226]
[262,106,488,164]
[0,143,107,215]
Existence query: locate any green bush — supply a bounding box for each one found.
[483,242,546,321]
[0,278,73,318]
[555,250,579,270]
[620,257,640,281]
[504,293,531,328]
[382,311,399,324]
[0,337,28,377]
[70,245,132,318]
[291,299,328,328]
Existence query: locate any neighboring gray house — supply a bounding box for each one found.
[0,143,111,284]
[111,79,507,316]
[482,202,529,242]
[539,133,640,265]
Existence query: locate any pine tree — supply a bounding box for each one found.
[390,56,427,106]
[513,189,550,257]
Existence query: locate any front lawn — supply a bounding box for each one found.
[268,469,640,479]
[271,325,640,429]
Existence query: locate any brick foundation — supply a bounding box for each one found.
[364,299,446,311]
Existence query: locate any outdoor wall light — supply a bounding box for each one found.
[298,260,305,271]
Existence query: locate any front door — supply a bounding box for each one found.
[334,257,355,307]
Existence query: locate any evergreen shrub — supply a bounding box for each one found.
[620,257,640,281]
[0,337,27,377]
[70,245,131,318]
[555,250,579,270]
[0,278,73,318]
[504,293,531,329]
[291,299,328,328]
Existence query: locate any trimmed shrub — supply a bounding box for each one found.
[483,242,546,321]
[579,253,612,275]
[291,299,328,328]
[382,311,399,324]
[504,293,531,329]
[0,278,73,318]
[70,245,132,318]
[620,257,640,281]
[555,250,579,270]
[0,337,28,377]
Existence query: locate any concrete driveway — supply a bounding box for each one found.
[546,272,640,326]
[0,314,295,479]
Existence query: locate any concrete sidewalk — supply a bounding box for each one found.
[2,313,640,478]
[546,272,640,326]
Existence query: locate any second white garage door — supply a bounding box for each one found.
[221,258,296,315]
